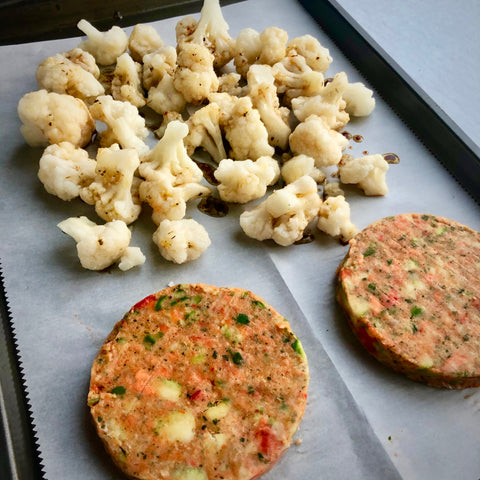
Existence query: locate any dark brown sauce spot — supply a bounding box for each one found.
[383,153,400,164]
[362,150,369,155]
[194,161,219,186]
[197,196,229,217]
[294,232,315,245]
[353,134,363,143]
[324,77,334,86]
[341,131,352,140]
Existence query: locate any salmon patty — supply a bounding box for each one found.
[337,213,480,388]
[88,283,309,479]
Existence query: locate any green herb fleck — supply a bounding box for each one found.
[154,295,167,310]
[411,323,418,334]
[410,306,422,318]
[363,244,376,257]
[252,300,266,309]
[368,283,376,291]
[387,259,393,265]
[247,385,255,394]
[231,351,244,365]
[235,313,250,325]
[110,386,126,395]
[88,396,100,406]
[291,338,303,355]
[193,295,202,304]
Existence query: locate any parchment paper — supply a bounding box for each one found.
[0,1,479,479]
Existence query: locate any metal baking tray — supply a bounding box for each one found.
[0,1,479,479]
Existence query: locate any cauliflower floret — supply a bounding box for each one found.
[111,53,146,107]
[234,26,288,77]
[338,154,389,196]
[173,43,219,104]
[153,218,211,264]
[317,195,358,242]
[208,93,274,160]
[271,49,324,105]
[36,51,104,100]
[89,95,149,154]
[77,19,128,65]
[280,154,325,184]
[176,0,235,68]
[240,175,321,246]
[18,90,95,148]
[147,73,187,115]
[118,246,146,271]
[128,24,164,63]
[291,72,349,130]
[184,103,226,163]
[289,115,349,167]
[81,145,142,224]
[342,81,375,117]
[57,216,133,270]
[38,142,96,200]
[247,64,291,150]
[218,72,244,97]
[139,121,211,223]
[214,156,280,203]
[286,35,332,73]
[142,46,177,90]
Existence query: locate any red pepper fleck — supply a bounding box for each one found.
[132,294,157,311]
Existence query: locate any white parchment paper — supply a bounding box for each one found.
[0,1,479,479]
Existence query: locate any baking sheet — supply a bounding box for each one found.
[0,0,479,479]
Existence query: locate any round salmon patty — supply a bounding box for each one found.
[88,283,309,479]
[337,213,480,388]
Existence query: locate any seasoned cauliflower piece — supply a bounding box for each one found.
[247,64,291,150]
[174,43,219,104]
[214,156,280,203]
[38,142,96,201]
[184,102,226,163]
[77,19,128,65]
[128,24,164,63]
[342,81,376,117]
[118,246,146,271]
[208,93,274,160]
[280,154,325,184]
[139,121,211,223]
[291,72,349,129]
[176,0,235,68]
[240,175,321,246]
[317,195,358,242]
[271,49,324,105]
[111,53,146,107]
[18,90,95,147]
[89,95,149,154]
[287,35,332,73]
[142,46,177,90]
[81,145,142,224]
[153,218,211,264]
[36,51,104,100]
[57,216,133,270]
[234,26,288,77]
[218,72,244,97]
[338,153,389,196]
[147,73,187,116]
[289,115,349,167]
